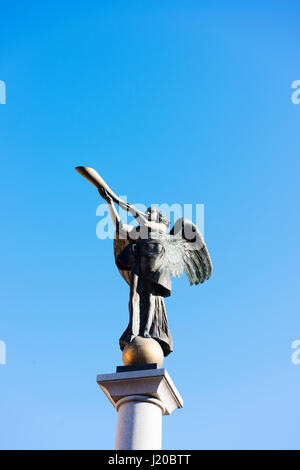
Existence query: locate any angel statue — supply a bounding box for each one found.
[75,167,213,361]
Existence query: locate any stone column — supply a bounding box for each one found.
[97,368,183,450]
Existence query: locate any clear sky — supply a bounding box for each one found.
[1,1,300,450]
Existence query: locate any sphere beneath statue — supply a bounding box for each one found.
[122,336,164,368]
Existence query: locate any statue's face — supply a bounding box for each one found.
[145,207,169,233]
[146,207,159,222]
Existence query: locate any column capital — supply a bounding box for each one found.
[97,368,183,415]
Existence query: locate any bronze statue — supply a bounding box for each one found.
[76,167,212,364]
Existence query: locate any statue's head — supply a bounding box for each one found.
[146,207,170,227]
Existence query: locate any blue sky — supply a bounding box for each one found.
[1,1,300,449]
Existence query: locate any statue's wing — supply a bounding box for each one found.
[165,218,213,285]
[113,224,133,286]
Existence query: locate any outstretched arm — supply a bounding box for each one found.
[118,199,148,226]
[75,166,148,226]
[98,188,122,231]
[99,187,148,226]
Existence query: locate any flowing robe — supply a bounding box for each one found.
[116,235,173,357]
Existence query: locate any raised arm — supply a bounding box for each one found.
[117,199,148,226]
[98,187,148,238]
[75,166,148,226]
[98,188,122,231]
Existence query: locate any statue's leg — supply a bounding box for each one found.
[130,272,140,337]
[144,293,156,336]
[119,272,140,350]
[138,290,155,338]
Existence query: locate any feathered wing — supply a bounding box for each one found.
[165,218,213,285]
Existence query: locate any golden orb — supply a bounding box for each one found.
[122,336,164,368]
